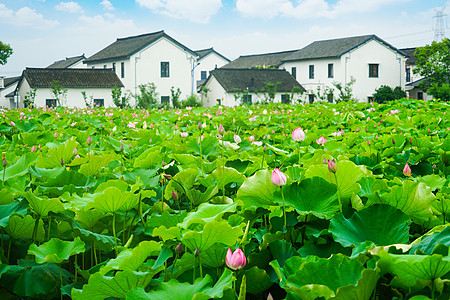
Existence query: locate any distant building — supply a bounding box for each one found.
[194,48,230,92]
[202,68,304,107]
[15,68,123,108]
[401,47,433,101]
[46,54,86,69]
[0,76,21,108]
[222,50,298,70]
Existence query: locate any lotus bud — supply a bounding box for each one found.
[392,139,395,145]
[172,190,179,201]
[54,131,58,138]
[267,293,274,300]
[175,243,183,255]
[271,168,287,187]
[263,144,267,152]
[119,143,124,152]
[197,121,202,130]
[2,157,7,168]
[234,134,241,144]
[433,163,436,169]
[60,158,64,166]
[292,127,306,142]
[87,136,92,145]
[194,248,200,257]
[403,162,412,177]
[225,247,246,271]
[163,174,172,180]
[327,159,337,173]
[218,123,225,135]
[31,145,36,152]
[73,147,78,155]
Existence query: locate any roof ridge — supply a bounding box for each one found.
[116,30,165,41]
[238,49,299,58]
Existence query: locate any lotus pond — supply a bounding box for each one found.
[0,99,449,299]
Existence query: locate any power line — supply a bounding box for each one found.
[384,30,433,40]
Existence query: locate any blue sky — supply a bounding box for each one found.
[1,0,449,77]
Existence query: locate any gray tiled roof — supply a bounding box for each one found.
[195,48,230,62]
[46,54,86,68]
[400,47,418,65]
[0,76,20,90]
[85,30,197,64]
[209,68,304,93]
[222,50,298,69]
[22,68,124,88]
[284,35,406,61]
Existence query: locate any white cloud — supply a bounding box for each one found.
[235,0,412,19]
[55,1,84,13]
[0,4,59,29]
[100,0,114,10]
[136,0,222,23]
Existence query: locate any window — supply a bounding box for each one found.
[201,71,207,80]
[281,94,290,104]
[308,94,315,104]
[406,67,411,82]
[418,92,423,100]
[327,93,333,103]
[94,99,104,107]
[161,96,170,105]
[369,64,379,78]
[309,65,314,79]
[46,99,57,107]
[216,99,221,106]
[103,65,107,69]
[121,62,125,78]
[328,63,334,78]
[291,67,297,79]
[112,63,116,72]
[161,62,170,78]
[243,94,252,105]
[368,96,374,103]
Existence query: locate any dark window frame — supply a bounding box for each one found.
[281,94,290,104]
[161,96,170,105]
[328,63,334,78]
[309,65,314,79]
[369,63,379,78]
[46,99,57,107]
[291,67,297,79]
[200,71,207,80]
[161,62,170,78]
[121,62,125,78]
[94,99,104,107]
[308,94,315,104]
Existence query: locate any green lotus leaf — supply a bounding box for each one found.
[182,220,243,252]
[164,168,201,198]
[29,165,65,180]
[377,250,450,288]
[186,185,219,206]
[89,186,138,213]
[377,181,436,225]
[146,211,187,231]
[209,166,245,188]
[152,225,181,241]
[121,168,159,188]
[78,154,116,177]
[284,254,379,300]
[0,200,28,227]
[5,214,45,241]
[23,190,65,218]
[133,149,162,169]
[74,208,104,230]
[236,169,276,208]
[240,266,273,294]
[72,269,162,300]
[0,188,14,205]
[329,204,410,248]
[199,243,228,268]
[187,136,219,158]
[152,246,172,270]
[409,226,450,255]
[100,240,161,275]
[3,152,38,181]
[28,237,86,264]
[35,139,78,168]
[180,202,237,228]
[304,160,370,199]
[274,177,338,219]
[127,268,232,300]
[418,174,447,191]
[72,227,114,252]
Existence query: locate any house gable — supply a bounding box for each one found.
[47,55,86,68]
[223,50,298,69]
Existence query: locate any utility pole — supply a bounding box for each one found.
[433,7,447,42]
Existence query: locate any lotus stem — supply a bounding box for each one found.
[32,216,40,243]
[112,212,118,257]
[298,142,301,166]
[281,186,287,230]
[198,255,203,278]
[199,136,204,177]
[59,264,63,300]
[334,173,342,213]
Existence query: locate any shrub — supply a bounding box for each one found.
[373,85,406,103]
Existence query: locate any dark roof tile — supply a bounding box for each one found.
[222,50,298,69]
[46,55,86,68]
[209,68,304,93]
[22,68,123,88]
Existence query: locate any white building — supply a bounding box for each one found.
[15,68,123,108]
[202,68,304,107]
[280,35,407,103]
[194,48,230,93]
[0,76,20,108]
[84,30,229,106]
[401,48,433,101]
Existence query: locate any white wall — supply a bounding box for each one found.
[194,52,229,88]
[0,82,18,108]
[280,39,406,102]
[86,37,196,105]
[18,79,116,108]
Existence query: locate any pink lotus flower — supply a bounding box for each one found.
[54,132,58,138]
[292,127,306,142]
[218,123,225,135]
[316,136,327,146]
[226,248,246,271]
[30,145,36,152]
[86,136,92,145]
[180,132,188,138]
[10,121,15,127]
[271,168,287,187]
[403,163,412,177]
[327,160,337,173]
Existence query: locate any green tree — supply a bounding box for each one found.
[111,86,130,108]
[372,85,406,103]
[24,88,37,108]
[136,83,158,109]
[170,86,182,108]
[263,81,280,103]
[51,80,67,106]
[414,38,450,101]
[332,76,356,102]
[0,41,13,65]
